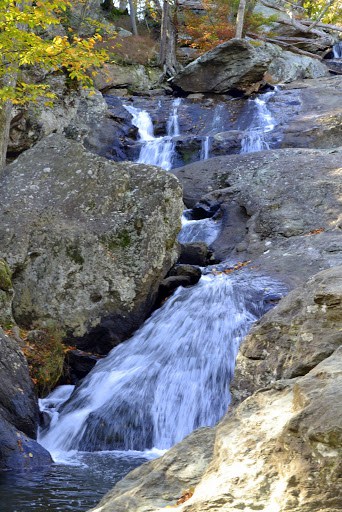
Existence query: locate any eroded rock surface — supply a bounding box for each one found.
[0,135,183,352]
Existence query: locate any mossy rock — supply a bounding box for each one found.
[0,259,12,292]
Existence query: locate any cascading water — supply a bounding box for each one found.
[178,211,221,245]
[240,90,277,153]
[200,104,225,160]
[333,41,342,58]
[124,99,181,170]
[39,272,282,456]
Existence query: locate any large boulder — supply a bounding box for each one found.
[0,135,183,353]
[171,39,328,94]
[93,63,161,93]
[173,147,342,285]
[88,268,342,512]
[0,328,52,470]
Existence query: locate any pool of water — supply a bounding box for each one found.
[0,451,149,512]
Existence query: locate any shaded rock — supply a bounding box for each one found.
[0,328,52,470]
[0,416,52,471]
[232,266,342,404]
[156,264,202,306]
[65,349,102,383]
[0,135,183,353]
[172,39,328,95]
[173,147,342,285]
[179,243,213,266]
[168,264,202,283]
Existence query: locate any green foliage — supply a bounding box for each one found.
[0,0,108,105]
[302,0,342,24]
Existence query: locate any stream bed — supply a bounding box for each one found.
[0,452,149,512]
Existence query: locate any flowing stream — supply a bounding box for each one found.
[8,89,285,511]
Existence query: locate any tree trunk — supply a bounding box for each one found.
[235,0,247,39]
[158,0,181,77]
[0,100,12,172]
[128,0,138,35]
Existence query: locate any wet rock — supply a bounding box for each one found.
[179,243,213,266]
[0,328,52,470]
[0,416,52,471]
[65,349,102,383]
[0,135,183,353]
[168,264,202,284]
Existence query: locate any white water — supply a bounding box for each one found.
[39,273,274,457]
[178,212,221,245]
[200,104,225,160]
[124,99,181,170]
[240,90,276,153]
[333,42,342,58]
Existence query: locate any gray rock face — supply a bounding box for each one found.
[8,75,108,159]
[172,39,281,94]
[172,39,328,94]
[281,76,342,149]
[232,266,342,404]
[173,147,342,285]
[0,135,183,352]
[88,268,342,512]
[0,328,52,470]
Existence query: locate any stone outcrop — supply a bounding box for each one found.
[0,328,52,470]
[89,267,342,512]
[280,76,342,149]
[93,63,161,94]
[172,39,328,94]
[173,147,342,285]
[0,135,183,353]
[232,266,342,403]
[8,75,108,159]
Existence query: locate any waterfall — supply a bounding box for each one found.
[240,90,276,153]
[200,104,225,160]
[333,42,342,58]
[39,273,280,456]
[124,99,181,170]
